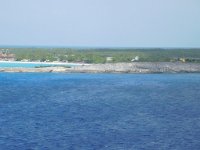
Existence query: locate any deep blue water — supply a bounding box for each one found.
[0,73,200,150]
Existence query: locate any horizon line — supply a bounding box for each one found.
[0,45,200,49]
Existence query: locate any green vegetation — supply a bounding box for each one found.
[3,47,200,63]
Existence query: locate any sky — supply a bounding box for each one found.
[0,0,200,48]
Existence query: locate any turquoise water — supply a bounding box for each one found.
[0,62,77,68]
[0,73,200,149]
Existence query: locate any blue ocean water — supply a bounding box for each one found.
[0,73,200,150]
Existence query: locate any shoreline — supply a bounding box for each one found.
[0,60,90,66]
[0,62,200,73]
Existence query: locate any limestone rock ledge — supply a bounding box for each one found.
[0,62,200,73]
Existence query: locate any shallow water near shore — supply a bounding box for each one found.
[0,61,79,68]
[0,73,200,149]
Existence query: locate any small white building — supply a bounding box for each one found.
[21,59,30,62]
[131,56,139,62]
[21,59,29,62]
[106,57,113,62]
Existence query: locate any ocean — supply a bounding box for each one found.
[0,73,200,150]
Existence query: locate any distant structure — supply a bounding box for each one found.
[131,56,139,62]
[106,57,113,62]
[0,49,15,61]
[171,57,200,63]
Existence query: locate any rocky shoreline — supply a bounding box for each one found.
[0,62,200,73]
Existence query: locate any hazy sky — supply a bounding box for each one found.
[0,0,200,47]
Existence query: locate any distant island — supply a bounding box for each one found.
[0,47,200,73]
[1,47,200,63]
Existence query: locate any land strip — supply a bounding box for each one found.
[1,62,200,73]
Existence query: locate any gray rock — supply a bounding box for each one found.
[1,62,200,73]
